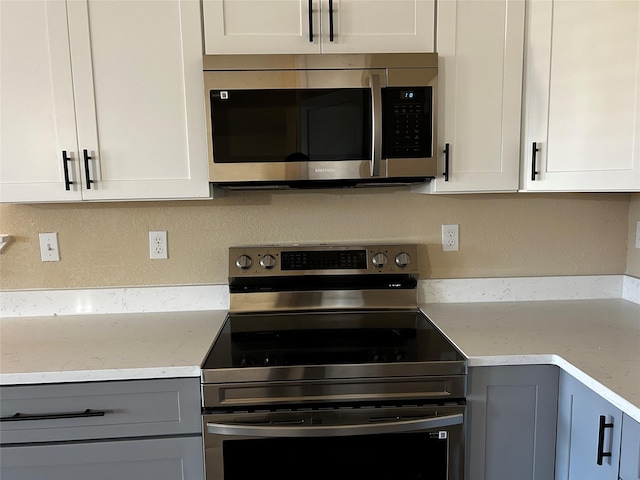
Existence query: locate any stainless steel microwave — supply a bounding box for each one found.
[203,53,437,189]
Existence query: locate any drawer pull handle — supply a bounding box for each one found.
[443,143,450,182]
[597,415,614,465]
[0,409,106,422]
[62,150,74,191]
[531,142,540,181]
[329,0,334,41]
[308,0,313,42]
[83,149,95,189]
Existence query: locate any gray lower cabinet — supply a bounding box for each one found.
[0,378,204,480]
[0,436,204,480]
[466,365,559,480]
[556,371,623,480]
[620,414,640,480]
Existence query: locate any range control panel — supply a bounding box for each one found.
[229,244,419,277]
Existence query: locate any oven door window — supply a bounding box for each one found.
[222,432,447,480]
[210,89,372,163]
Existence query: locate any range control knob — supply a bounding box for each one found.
[395,252,411,268]
[259,254,276,270]
[235,254,252,270]
[372,252,388,268]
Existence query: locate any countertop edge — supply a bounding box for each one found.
[0,366,203,386]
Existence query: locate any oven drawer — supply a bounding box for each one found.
[0,378,201,444]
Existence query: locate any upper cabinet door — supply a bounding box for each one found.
[0,0,82,202]
[203,0,320,54]
[319,0,434,53]
[419,0,524,194]
[67,0,210,201]
[522,0,640,192]
[203,0,434,54]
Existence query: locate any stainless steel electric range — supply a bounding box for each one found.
[201,244,467,480]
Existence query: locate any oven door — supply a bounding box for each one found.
[204,69,386,185]
[202,404,464,480]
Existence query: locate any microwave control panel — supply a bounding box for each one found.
[383,86,432,159]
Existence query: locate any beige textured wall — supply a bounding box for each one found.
[627,193,640,277]
[0,190,631,290]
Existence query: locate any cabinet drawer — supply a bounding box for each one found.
[0,378,201,444]
[0,435,204,480]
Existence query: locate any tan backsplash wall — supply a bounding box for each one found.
[627,193,640,277]
[0,190,631,290]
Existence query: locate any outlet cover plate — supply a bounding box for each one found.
[442,224,459,252]
[149,230,168,260]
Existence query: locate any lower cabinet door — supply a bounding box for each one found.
[556,371,623,480]
[0,436,204,480]
[466,365,559,480]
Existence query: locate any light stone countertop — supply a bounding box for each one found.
[1,299,638,423]
[0,310,227,385]
[420,299,640,423]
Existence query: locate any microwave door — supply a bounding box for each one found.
[206,69,386,185]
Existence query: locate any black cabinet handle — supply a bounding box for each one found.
[62,150,74,191]
[308,0,313,42]
[531,142,540,181]
[597,415,614,465]
[83,149,95,189]
[443,143,450,182]
[329,0,334,42]
[0,409,106,422]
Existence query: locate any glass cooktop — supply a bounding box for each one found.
[202,311,463,369]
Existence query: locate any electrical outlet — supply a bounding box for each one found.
[39,232,60,261]
[149,230,168,260]
[442,224,459,252]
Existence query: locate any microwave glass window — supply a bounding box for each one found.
[210,89,372,163]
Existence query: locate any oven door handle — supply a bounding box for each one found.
[206,413,462,438]
[370,73,383,178]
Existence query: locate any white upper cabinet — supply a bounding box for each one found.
[0,1,81,202]
[203,0,435,54]
[203,0,319,54]
[0,0,210,203]
[416,0,525,194]
[522,0,640,192]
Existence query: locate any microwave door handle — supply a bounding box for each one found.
[207,413,462,438]
[370,74,383,177]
